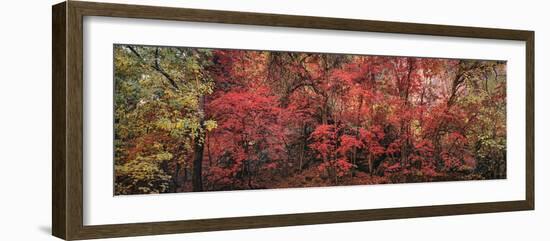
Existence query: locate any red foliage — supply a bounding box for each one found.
[180,51,504,190]
[309,124,338,161]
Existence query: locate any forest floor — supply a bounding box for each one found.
[269,166,389,189]
[175,162,493,193]
[175,165,386,192]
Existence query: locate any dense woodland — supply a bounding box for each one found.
[114,45,506,195]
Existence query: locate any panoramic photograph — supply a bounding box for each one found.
[113,45,507,195]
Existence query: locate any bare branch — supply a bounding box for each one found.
[126,45,180,91]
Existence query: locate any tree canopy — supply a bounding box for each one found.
[114,45,506,195]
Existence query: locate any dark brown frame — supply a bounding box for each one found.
[52,1,535,240]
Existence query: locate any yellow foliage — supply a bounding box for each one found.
[204,119,218,132]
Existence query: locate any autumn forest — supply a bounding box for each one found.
[114,45,506,195]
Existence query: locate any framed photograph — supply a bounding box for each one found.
[52,1,534,240]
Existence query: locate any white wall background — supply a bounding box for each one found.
[0,0,547,240]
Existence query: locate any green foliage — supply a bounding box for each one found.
[114,45,215,195]
[115,158,171,194]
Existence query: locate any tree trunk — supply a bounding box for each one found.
[183,166,188,182]
[353,95,364,166]
[368,153,373,175]
[247,161,253,188]
[207,133,212,167]
[192,95,206,192]
[192,129,204,192]
[298,122,306,170]
[171,162,180,191]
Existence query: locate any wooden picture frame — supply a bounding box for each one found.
[52,1,534,240]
